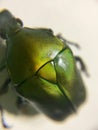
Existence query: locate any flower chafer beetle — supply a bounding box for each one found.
[0,9,88,128]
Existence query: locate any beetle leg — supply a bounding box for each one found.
[16,96,28,109]
[0,60,6,72]
[0,78,11,96]
[0,79,12,128]
[16,96,38,115]
[56,34,80,49]
[75,56,89,76]
[0,105,12,128]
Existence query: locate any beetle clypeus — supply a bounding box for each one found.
[0,9,88,128]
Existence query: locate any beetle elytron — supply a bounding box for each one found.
[0,9,88,128]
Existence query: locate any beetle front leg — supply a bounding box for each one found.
[0,78,11,128]
[0,78,11,96]
[0,105,11,128]
[0,59,6,72]
[75,56,89,76]
[56,34,80,49]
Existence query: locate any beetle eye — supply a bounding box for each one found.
[16,18,23,27]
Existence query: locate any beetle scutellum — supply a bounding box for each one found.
[0,9,88,128]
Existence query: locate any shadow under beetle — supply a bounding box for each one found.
[0,9,88,128]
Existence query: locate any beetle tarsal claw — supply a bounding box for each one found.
[0,105,12,128]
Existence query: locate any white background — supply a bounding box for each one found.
[0,0,98,130]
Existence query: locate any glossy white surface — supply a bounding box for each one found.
[0,0,98,130]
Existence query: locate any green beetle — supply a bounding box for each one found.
[0,9,88,127]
